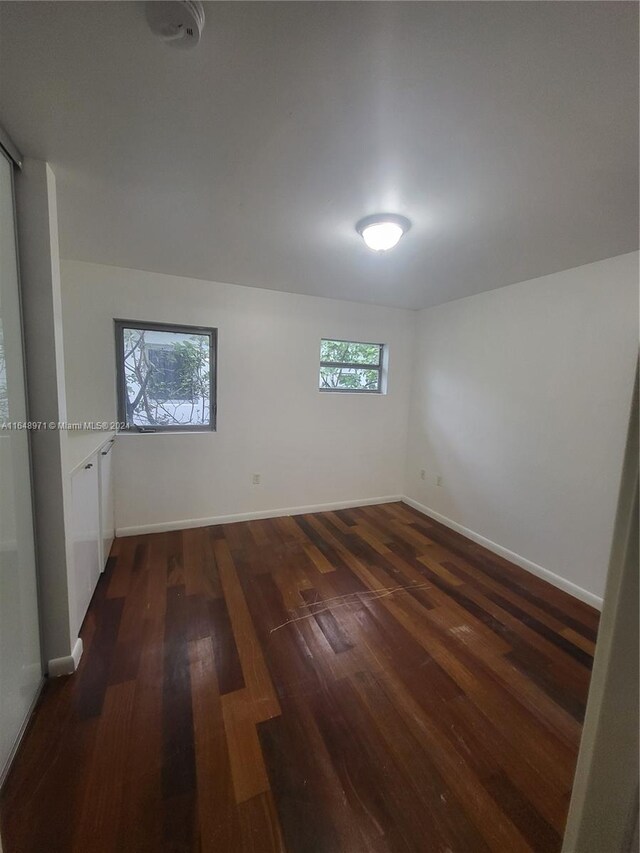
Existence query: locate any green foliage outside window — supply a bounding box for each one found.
[319,339,383,392]
[120,326,213,428]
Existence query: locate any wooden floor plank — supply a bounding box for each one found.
[71,681,137,853]
[189,636,243,851]
[114,548,165,853]
[0,501,598,852]
[213,538,281,718]
[238,791,286,853]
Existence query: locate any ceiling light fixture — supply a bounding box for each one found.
[146,1,205,50]
[356,213,411,252]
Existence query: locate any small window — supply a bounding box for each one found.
[319,339,385,393]
[115,320,216,431]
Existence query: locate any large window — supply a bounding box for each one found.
[319,339,385,393]
[115,320,216,431]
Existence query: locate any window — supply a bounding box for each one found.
[319,339,385,393]
[115,320,216,431]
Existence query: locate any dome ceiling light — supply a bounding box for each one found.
[146,1,205,50]
[356,213,411,252]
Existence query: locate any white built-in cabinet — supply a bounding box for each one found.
[70,455,100,637]
[99,438,115,567]
[69,437,115,637]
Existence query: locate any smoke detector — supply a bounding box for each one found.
[146,1,205,50]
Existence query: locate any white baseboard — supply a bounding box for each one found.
[402,497,603,610]
[116,495,403,537]
[47,637,83,677]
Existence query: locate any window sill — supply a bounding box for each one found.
[318,390,385,395]
[117,429,216,436]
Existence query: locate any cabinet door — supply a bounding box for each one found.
[70,457,100,637]
[99,440,115,569]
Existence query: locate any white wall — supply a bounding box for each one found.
[61,253,637,605]
[16,160,76,667]
[61,260,415,533]
[405,252,638,605]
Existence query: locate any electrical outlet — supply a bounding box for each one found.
[252,473,261,485]
[436,475,443,487]
[420,469,426,480]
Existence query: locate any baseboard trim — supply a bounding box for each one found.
[116,495,403,537]
[47,637,83,678]
[402,497,603,610]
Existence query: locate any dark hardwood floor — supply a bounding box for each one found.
[0,502,599,853]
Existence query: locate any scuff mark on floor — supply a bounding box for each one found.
[269,582,432,634]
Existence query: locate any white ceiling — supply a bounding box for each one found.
[0,1,637,309]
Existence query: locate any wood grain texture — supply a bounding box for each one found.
[0,503,599,852]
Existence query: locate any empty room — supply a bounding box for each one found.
[0,2,637,852]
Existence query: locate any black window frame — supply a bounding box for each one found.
[115,319,217,432]
[319,338,385,394]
